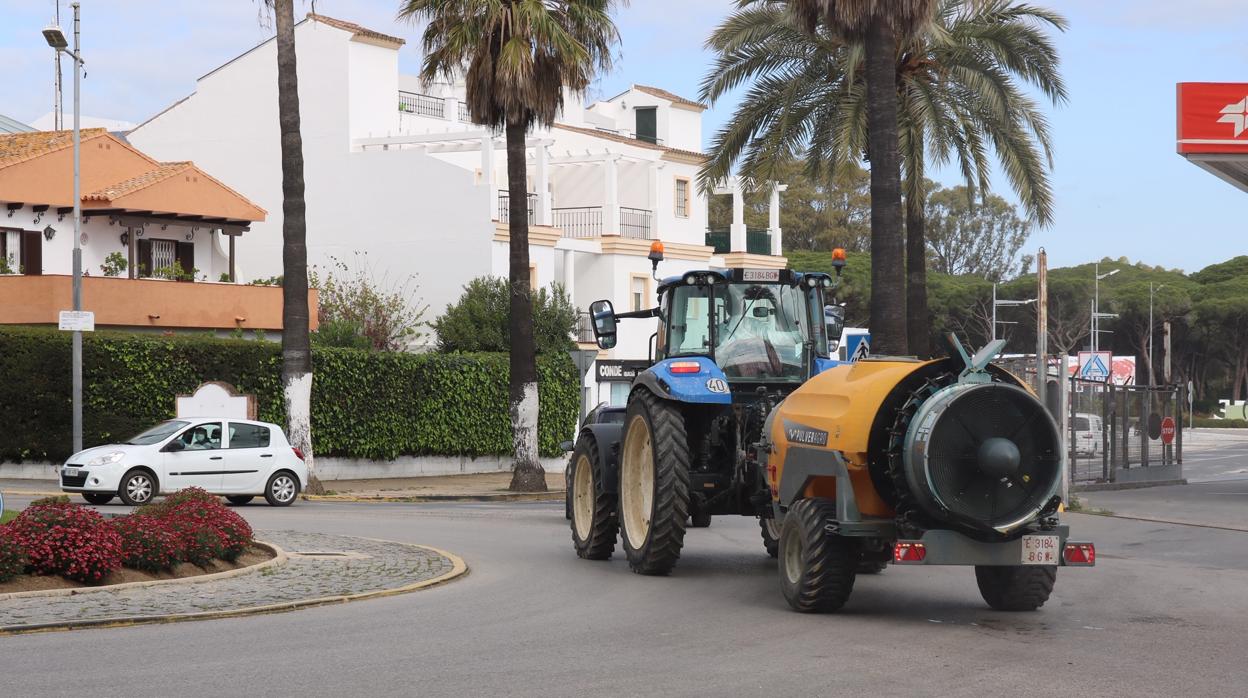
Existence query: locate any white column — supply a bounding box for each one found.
[563,249,576,300]
[650,161,666,239]
[481,135,496,220]
[536,143,551,226]
[444,97,458,122]
[603,155,620,236]
[768,183,787,256]
[730,177,746,253]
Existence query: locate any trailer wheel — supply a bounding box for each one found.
[760,518,780,558]
[975,565,1057,611]
[778,498,858,613]
[619,390,689,576]
[570,438,618,560]
[690,510,712,528]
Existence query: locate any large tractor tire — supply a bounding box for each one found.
[760,518,780,558]
[975,565,1057,611]
[778,498,858,613]
[569,438,618,560]
[618,390,690,576]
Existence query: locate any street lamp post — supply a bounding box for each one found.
[991,282,1036,341]
[1092,264,1120,352]
[1149,283,1166,386]
[44,3,84,453]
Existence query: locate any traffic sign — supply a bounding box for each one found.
[1076,351,1111,381]
[1161,416,1176,444]
[58,310,95,332]
[845,334,870,362]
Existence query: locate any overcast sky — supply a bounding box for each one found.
[2,0,1246,273]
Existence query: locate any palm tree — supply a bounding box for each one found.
[701,0,1064,356]
[400,0,622,492]
[267,0,319,493]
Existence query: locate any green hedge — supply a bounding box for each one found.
[0,327,578,462]
[1192,417,1248,429]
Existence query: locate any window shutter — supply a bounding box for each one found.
[21,231,42,276]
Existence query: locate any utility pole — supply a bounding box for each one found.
[1036,248,1048,408]
[53,0,63,130]
[71,2,82,454]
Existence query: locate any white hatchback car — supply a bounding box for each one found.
[60,418,308,507]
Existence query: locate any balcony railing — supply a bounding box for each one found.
[398,91,445,118]
[594,126,664,146]
[705,227,773,255]
[458,102,472,123]
[619,207,653,239]
[574,310,596,343]
[498,191,537,225]
[553,207,604,238]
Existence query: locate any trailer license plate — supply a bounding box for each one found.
[1021,535,1059,565]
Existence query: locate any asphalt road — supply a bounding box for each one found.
[1,495,1245,697]
[1179,429,1248,482]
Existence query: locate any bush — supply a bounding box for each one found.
[433,277,577,354]
[310,254,428,351]
[112,516,180,572]
[0,530,27,583]
[1192,417,1248,428]
[312,318,373,350]
[7,503,122,582]
[0,327,580,463]
[136,488,253,564]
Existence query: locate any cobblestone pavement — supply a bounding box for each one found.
[0,531,457,631]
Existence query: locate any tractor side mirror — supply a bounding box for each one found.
[824,305,845,342]
[589,299,617,350]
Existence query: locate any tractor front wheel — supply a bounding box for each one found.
[778,498,858,613]
[570,438,618,560]
[619,391,690,576]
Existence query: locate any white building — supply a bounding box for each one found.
[128,13,789,407]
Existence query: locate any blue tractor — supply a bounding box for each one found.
[568,244,846,574]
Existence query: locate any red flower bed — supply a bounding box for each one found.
[111,516,180,573]
[0,530,26,583]
[135,488,254,565]
[7,502,122,582]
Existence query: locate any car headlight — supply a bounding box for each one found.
[85,451,125,467]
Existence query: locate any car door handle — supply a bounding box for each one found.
[210,456,223,460]
[260,454,273,458]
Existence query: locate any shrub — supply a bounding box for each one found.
[433,277,577,354]
[112,516,180,572]
[30,495,71,507]
[1192,417,1248,429]
[0,530,27,583]
[8,502,122,582]
[101,252,128,277]
[138,488,253,564]
[310,253,428,351]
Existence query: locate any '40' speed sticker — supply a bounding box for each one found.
[706,378,729,394]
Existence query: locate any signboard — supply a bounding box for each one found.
[1177,82,1248,154]
[844,333,870,362]
[596,359,649,383]
[1160,416,1177,445]
[176,382,256,420]
[58,310,95,332]
[1076,351,1112,381]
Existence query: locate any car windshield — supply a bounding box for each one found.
[126,420,190,445]
[668,282,814,382]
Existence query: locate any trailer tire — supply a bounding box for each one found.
[778,498,857,613]
[760,518,780,558]
[690,510,712,528]
[975,565,1057,611]
[570,437,618,560]
[619,390,689,576]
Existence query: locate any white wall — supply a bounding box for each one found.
[348,40,401,140]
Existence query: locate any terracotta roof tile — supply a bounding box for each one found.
[552,123,707,162]
[0,128,108,169]
[633,84,707,111]
[84,161,192,201]
[308,13,405,46]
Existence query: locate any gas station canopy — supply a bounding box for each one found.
[1177,82,1248,193]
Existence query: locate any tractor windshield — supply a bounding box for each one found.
[666,282,816,382]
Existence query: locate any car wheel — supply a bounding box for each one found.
[226,495,254,506]
[264,471,300,506]
[82,492,114,505]
[118,469,157,506]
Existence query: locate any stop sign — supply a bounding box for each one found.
[1161,416,1176,445]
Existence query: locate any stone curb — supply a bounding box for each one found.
[0,541,287,602]
[0,541,468,635]
[1072,479,1188,492]
[304,491,563,503]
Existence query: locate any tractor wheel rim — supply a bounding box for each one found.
[572,454,594,541]
[621,414,654,550]
[127,476,152,503]
[783,531,803,585]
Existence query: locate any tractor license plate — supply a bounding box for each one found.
[742,269,780,282]
[1021,535,1060,565]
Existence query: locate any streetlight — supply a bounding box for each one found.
[1149,282,1166,386]
[44,3,85,453]
[991,283,1037,341]
[1092,264,1120,352]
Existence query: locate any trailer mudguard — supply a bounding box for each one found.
[631,357,733,405]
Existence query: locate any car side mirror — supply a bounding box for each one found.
[163,440,185,453]
[589,299,617,350]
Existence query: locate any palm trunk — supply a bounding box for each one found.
[275,0,318,494]
[505,117,546,492]
[905,188,929,358]
[864,17,907,356]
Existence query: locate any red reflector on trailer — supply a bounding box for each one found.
[894,541,926,563]
[669,361,702,374]
[1063,542,1095,566]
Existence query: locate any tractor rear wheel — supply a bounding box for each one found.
[778,498,858,613]
[619,390,690,576]
[760,518,780,558]
[570,438,618,560]
[975,565,1057,611]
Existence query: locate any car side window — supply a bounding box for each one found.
[174,422,222,451]
[228,423,271,449]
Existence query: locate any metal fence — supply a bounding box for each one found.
[619,207,653,239]
[574,311,595,343]
[1068,379,1183,484]
[553,207,603,238]
[397,91,444,118]
[497,191,536,225]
